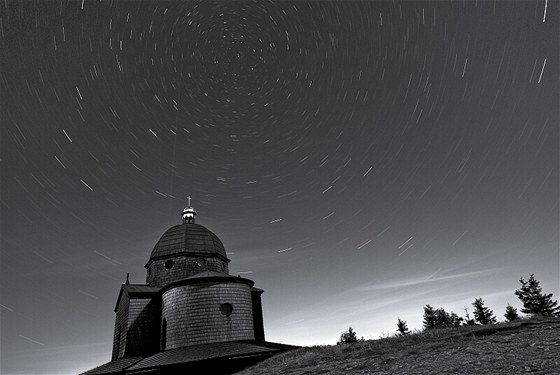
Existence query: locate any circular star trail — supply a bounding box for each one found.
[1,1,558,374]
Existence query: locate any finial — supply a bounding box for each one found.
[182,196,197,224]
[125,273,130,284]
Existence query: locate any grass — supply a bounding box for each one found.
[236,316,560,375]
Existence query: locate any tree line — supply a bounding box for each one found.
[338,274,559,344]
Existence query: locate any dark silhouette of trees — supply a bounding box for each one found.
[404,275,559,337]
[504,303,519,322]
[396,318,410,336]
[337,327,363,345]
[472,298,496,325]
[435,308,463,328]
[463,307,475,326]
[514,274,560,317]
[423,305,463,329]
[423,305,436,329]
[449,311,463,327]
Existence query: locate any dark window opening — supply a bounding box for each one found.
[195,258,206,268]
[220,303,233,316]
[164,260,174,269]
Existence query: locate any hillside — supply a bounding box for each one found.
[236,318,560,374]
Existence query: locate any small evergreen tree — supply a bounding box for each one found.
[448,311,464,327]
[396,318,410,336]
[423,306,463,329]
[472,298,497,325]
[514,274,560,317]
[463,307,475,326]
[504,303,519,322]
[423,305,436,329]
[433,308,448,327]
[337,327,362,345]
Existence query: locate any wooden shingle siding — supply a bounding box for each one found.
[162,282,255,348]
[123,297,160,357]
[146,223,228,265]
[112,293,129,360]
[147,256,229,288]
[112,287,161,360]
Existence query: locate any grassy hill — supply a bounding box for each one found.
[236,317,560,374]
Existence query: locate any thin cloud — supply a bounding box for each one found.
[355,269,499,292]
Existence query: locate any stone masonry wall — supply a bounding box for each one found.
[162,282,254,349]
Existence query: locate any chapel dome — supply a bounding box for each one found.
[147,223,227,264]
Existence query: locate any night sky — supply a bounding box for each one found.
[1,1,558,374]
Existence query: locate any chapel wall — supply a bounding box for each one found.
[112,293,129,360]
[146,256,229,288]
[161,281,254,349]
[123,297,161,357]
[251,290,265,342]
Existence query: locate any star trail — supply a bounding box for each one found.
[1,1,558,374]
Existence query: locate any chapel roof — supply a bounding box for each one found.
[186,270,233,279]
[113,284,160,312]
[159,270,255,293]
[80,356,143,375]
[146,223,227,267]
[80,341,297,375]
[127,341,293,372]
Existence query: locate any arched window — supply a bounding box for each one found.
[161,318,167,350]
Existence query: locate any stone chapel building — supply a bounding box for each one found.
[82,205,294,375]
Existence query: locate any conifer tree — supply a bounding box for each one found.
[425,307,463,328]
[433,308,448,328]
[337,327,362,345]
[463,307,475,326]
[504,303,519,322]
[472,298,497,325]
[514,274,560,317]
[396,318,410,336]
[448,311,464,327]
[423,305,436,329]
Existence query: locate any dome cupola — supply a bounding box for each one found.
[145,202,230,287]
[148,223,227,261]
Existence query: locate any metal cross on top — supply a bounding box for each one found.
[182,196,196,224]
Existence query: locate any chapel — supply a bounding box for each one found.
[82,204,294,375]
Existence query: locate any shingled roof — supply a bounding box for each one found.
[80,356,143,375]
[146,223,227,266]
[128,340,289,371]
[113,284,160,312]
[80,341,297,375]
